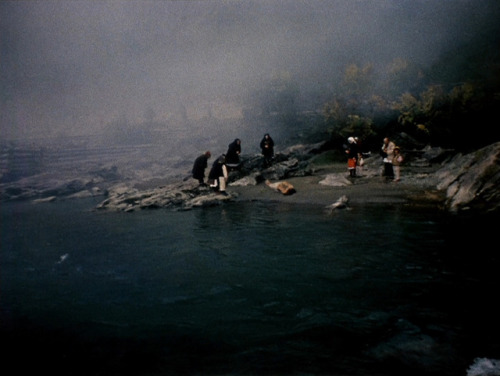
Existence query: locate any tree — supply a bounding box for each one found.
[383,58,424,100]
[392,81,500,149]
[340,63,375,100]
[323,98,374,144]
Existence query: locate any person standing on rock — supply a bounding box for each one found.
[191,151,211,186]
[345,137,359,177]
[381,137,395,180]
[208,154,229,195]
[392,146,404,182]
[357,152,365,176]
[260,133,275,168]
[226,138,241,169]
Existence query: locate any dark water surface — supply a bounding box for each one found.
[1,198,499,375]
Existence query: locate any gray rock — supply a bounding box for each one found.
[319,173,353,187]
[32,196,57,204]
[324,195,349,212]
[182,192,236,210]
[467,358,500,376]
[433,141,500,212]
[95,180,236,212]
[231,173,261,186]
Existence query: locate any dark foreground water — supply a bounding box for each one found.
[1,198,499,375]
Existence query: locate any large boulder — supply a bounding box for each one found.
[434,142,500,212]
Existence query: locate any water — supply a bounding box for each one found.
[1,198,499,375]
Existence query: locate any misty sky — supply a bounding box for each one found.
[1,0,498,140]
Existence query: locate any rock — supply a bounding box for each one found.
[367,319,446,370]
[408,157,432,167]
[95,180,235,212]
[231,172,261,186]
[0,142,316,204]
[1,173,111,202]
[66,187,103,199]
[420,145,455,163]
[3,139,499,214]
[182,191,236,210]
[230,154,312,183]
[32,196,57,204]
[94,145,322,211]
[281,141,327,156]
[467,358,500,376]
[263,158,299,179]
[434,141,500,212]
[324,195,349,212]
[319,173,353,187]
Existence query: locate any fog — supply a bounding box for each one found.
[1,0,498,145]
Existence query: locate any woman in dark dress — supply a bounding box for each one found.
[225,139,241,167]
[191,151,211,185]
[260,133,274,168]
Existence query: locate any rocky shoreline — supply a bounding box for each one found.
[94,141,500,213]
[2,141,499,214]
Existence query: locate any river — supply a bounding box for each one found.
[1,198,499,375]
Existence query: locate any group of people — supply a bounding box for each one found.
[344,136,362,177]
[345,136,403,181]
[191,149,231,195]
[191,134,275,194]
[381,137,403,181]
[193,133,404,195]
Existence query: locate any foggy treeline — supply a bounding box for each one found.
[1,0,500,156]
[89,2,500,155]
[105,20,500,155]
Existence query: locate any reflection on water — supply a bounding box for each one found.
[1,198,499,375]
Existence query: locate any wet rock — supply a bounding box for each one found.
[324,195,349,212]
[367,319,453,371]
[182,191,235,210]
[96,180,236,212]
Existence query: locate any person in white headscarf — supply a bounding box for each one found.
[345,137,359,177]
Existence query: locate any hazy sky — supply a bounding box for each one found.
[1,0,498,140]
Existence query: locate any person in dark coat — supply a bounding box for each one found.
[208,154,228,195]
[260,133,274,168]
[192,151,211,185]
[225,139,241,167]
